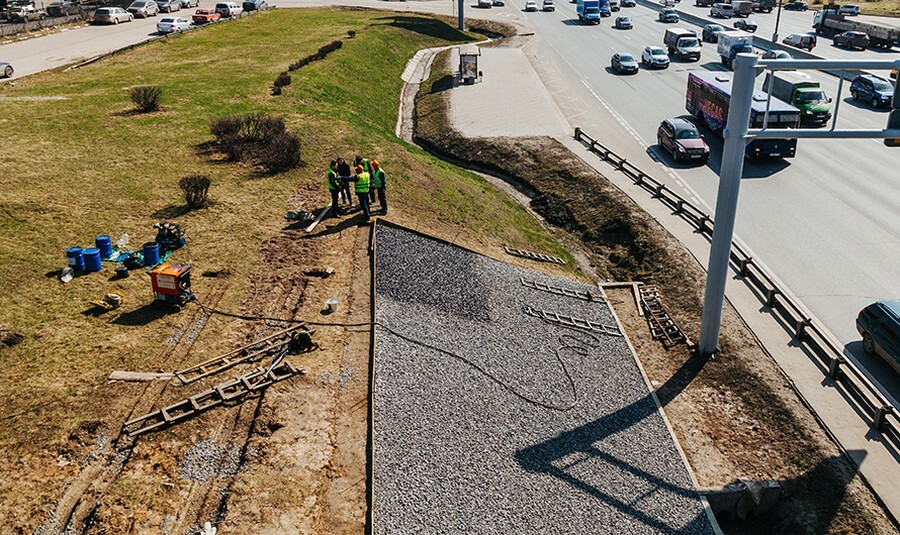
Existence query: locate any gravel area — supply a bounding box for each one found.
[373,225,716,534]
[178,439,243,483]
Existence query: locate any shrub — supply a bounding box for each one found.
[347,30,356,39]
[129,85,162,113]
[271,85,282,96]
[209,116,244,160]
[258,131,301,173]
[274,71,291,88]
[179,174,211,209]
[287,40,344,71]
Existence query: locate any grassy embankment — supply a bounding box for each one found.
[0,8,574,525]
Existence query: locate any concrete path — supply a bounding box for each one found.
[433,29,900,521]
[448,46,570,137]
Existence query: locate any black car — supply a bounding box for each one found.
[857,300,900,374]
[611,52,639,74]
[242,0,266,10]
[783,1,807,10]
[733,18,757,32]
[621,0,635,6]
[46,1,79,16]
[702,23,724,42]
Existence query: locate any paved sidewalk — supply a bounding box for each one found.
[435,32,900,520]
[448,46,570,138]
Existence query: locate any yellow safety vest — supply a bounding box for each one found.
[355,172,370,193]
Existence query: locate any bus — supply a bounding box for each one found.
[686,71,801,159]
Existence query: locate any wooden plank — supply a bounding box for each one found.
[109,371,175,382]
[305,203,333,233]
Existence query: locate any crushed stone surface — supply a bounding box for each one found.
[372,224,716,534]
[178,439,243,483]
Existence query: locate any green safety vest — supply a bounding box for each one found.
[355,171,370,193]
[372,168,385,188]
[327,168,339,190]
[361,158,374,177]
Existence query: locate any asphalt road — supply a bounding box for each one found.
[501,0,900,401]
[1,0,898,397]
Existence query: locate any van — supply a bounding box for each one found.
[215,1,241,17]
[609,0,619,10]
[782,33,816,50]
[710,2,732,17]
[857,300,900,374]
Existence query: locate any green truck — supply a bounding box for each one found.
[763,71,833,127]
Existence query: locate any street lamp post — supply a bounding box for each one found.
[772,0,784,43]
[458,0,465,30]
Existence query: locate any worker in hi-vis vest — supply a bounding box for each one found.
[327,160,342,218]
[355,155,376,203]
[352,164,371,220]
[371,160,387,216]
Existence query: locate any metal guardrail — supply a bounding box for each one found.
[573,126,899,445]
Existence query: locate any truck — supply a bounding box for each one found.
[730,0,753,16]
[577,0,601,23]
[686,71,801,158]
[752,0,774,12]
[763,71,833,126]
[813,6,900,48]
[664,28,702,61]
[717,30,753,68]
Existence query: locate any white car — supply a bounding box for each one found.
[838,3,859,15]
[525,0,538,11]
[641,46,670,69]
[157,16,191,33]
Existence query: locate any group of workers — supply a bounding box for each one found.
[327,155,387,220]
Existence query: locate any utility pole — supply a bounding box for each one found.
[698,52,757,355]
[458,0,465,30]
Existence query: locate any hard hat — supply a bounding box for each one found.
[372,160,379,168]
[355,165,363,173]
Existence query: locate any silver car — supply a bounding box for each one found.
[156,0,181,12]
[157,16,191,33]
[0,62,13,79]
[93,6,134,24]
[127,0,160,18]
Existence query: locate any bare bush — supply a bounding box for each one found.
[129,85,162,113]
[288,40,343,71]
[209,116,244,160]
[274,71,291,88]
[209,113,300,173]
[179,174,211,209]
[258,131,301,173]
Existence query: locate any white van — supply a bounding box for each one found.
[215,1,242,17]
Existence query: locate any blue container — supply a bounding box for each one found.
[66,247,85,271]
[95,235,113,259]
[83,247,102,273]
[142,242,160,267]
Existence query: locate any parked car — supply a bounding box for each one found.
[46,1,79,16]
[180,0,199,7]
[93,6,133,23]
[850,74,894,107]
[761,49,792,59]
[611,52,639,74]
[783,1,807,10]
[641,45,670,68]
[710,2,732,17]
[833,30,869,49]
[243,0,267,10]
[621,0,635,6]
[214,1,242,17]
[783,33,816,50]
[733,18,757,32]
[192,7,219,23]
[127,0,159,17]
[8,5,46,21]
[492,0,505,4]
[657,118,710,163]
[0,61,13,78]
[156,0,180,12]
[157,15,190,32]
[856,300,900,373]
[614,15,631,28]
[543,0,555,10]
[702,23,724,42]
[524,0,537,11]
[477,0,491,6]
[838,3,859,15]
[659,7,679,21]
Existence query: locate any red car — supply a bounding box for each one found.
[192,8,220,23]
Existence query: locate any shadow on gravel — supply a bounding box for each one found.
[377,15,471,42]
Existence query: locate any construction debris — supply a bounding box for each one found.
[123,361,302,437]
[638,285,687,347]
[108,371,175,382]
[504,246,566,265]
[522,305,622,337]
[521,277,603,302]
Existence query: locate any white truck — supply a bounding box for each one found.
[717,30,753,68]
[664,28,702,61]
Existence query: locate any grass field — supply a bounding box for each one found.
[0,8,575,526]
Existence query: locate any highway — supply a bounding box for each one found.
[498,0,900,401]
[1,0,898,399]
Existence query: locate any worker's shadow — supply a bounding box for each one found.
[302,212,372,238]
[113,303,173,326]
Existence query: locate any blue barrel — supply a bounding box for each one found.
[66,247,85,271]
[95,235,113,259]
[142,242,160,267]
[83,248,102,273]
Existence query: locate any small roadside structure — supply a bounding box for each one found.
[458,43,481,85]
